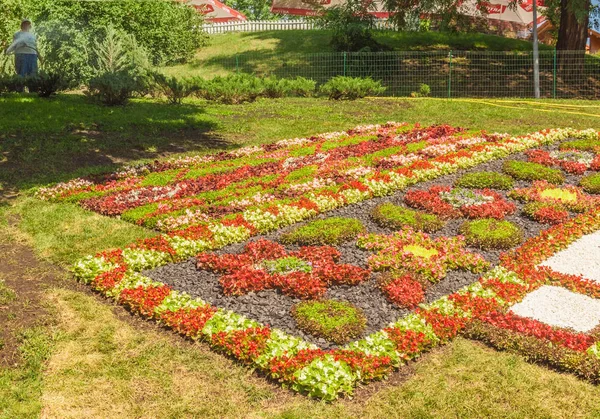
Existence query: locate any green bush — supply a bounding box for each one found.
[291,300,366,344]
[24,0,207,65]
[0,74,26,94]
[319,76,385,100]
[25,71,67,97]
[87,71,147,106]
[460,219,523,249]
[286,77,317,97]
[580,173,600,194]
[261,76,290,99]
[411,83,431,98]
[198,74,265,104]
[559,138,600,152]
[315,0,381,52]
[503,160,565,184]
[372,202,444,232]
[281,217,365,245]
[454,171,515,190]
[151,72,199,104]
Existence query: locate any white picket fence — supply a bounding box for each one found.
[203,19,395,34]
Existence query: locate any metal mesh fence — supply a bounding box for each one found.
[215,50,600,99]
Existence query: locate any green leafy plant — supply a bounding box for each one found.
[286,77,317,97]
[151,72,200,104]
[371,202,444,232]
[455,171,515,190]
[314,0,382,52]
[25,71,67,97]
[291,300,367,344]
[503,160,565,184]
[86,70,147,106]
[281,217,365,245]
[460,219,523,250]
[198,74,265,104]
[319,76,386,100]
[410,83,431,98]
[91,26,150,77]
[580,173,600,194]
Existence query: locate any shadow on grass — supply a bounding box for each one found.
[0,94,231,191]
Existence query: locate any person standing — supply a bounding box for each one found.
[5,19,39,78]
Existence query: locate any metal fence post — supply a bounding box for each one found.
[235,55,240,74]
[553,49,557,99]
[343,52,347,77]
[448,51,453,99]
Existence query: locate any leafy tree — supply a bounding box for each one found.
[221,0,278,20]
[315,0,383,51]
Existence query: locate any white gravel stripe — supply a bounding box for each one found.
[510,285,600,333]
[539,230,600,283]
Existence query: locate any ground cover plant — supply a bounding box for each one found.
[580,173,600,194]
[502,160,565,184]
[460,219,523,249]
[371,202,445,232]
[59,125,600,400]
[291,300,367,344]
[454,171,514,190]
[280,217,365,245]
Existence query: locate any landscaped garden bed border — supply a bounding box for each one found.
[69,126,600,400]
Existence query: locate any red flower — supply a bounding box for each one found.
[481,311,595,352]
[211,326,271,364]
[119,285,172,318]
[160,305,217,338]
[381,274,424,309]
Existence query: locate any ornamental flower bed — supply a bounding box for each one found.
[67,126,600,400]
[196,239,370,299]
[404,186,516,220]
[39,125,591,238]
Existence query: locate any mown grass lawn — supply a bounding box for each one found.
[163,30,547,78]
[1,94,600,417]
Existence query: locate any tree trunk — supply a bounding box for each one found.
[555,0,589,86]
[556,0,589,51]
